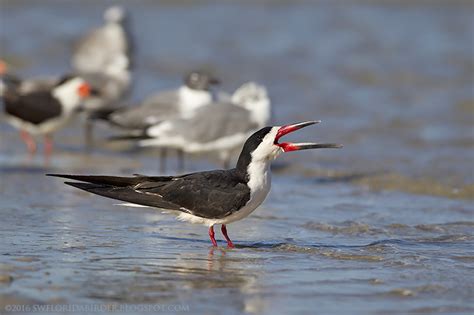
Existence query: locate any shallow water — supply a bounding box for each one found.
[0,1,473,314]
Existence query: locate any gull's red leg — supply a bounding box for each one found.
[44,134,54,158]
[20,130,37,154]
[209,225,217,247]
[221,224,234,248]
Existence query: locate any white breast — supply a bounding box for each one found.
[176,159,272,227]
[221,162,271,224]
[176,128,281,227]
[178,86,212,117]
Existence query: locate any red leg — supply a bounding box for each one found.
[221,224,234,248]
[20,130,37,154]
[209,225,217,247]
[44,134,54,158]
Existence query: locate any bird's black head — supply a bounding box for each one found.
[236,126,273,172]
[184,70,220,91]
[235,121,343,173]
[55,74,78,87]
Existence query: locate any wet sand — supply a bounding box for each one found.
[0,1,473,314]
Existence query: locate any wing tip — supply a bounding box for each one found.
[46,174,86,181]
[46,173,68,178]
[63,181,103,191]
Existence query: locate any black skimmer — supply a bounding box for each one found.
[129,82,271,168]
[3,75,91,158]
[48,121,342,247]
[0,60,59,96]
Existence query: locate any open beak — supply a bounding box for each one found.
[275,120,343,152]
[78,82,91,98]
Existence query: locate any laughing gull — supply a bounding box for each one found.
[135,82,271,168]
[71,6,133,148]
[103,70,220,130]
[79,54,131,112]
[48,121,342,247]
[3,75,90,158]
[102,70,219,171]
[72,5,132,75]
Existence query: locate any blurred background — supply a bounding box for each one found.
[0,1,473,314]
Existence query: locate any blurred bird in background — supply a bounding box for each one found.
[2,75,90,160]
[100,70,220,171]
[71,5,133,148]
[0,59,59,97]
[0,5,272,172]
[98,70,219,131]
[113,82,271,168]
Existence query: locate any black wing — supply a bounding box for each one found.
[137,170,251,219]
[47,171,250,219]
[5,91,62,124]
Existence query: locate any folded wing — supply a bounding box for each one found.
[48,171,250,219]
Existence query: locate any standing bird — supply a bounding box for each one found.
[3,76,91,158]
[101,70,220,130]
[0,59,59,97]
[72,5,132,74]
[101,70,220,171]
[48,121,341,247]
[71,5,133,147]
[133,82,271,168]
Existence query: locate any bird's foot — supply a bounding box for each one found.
[44,135,54,158]
[221,225,234,248]
[20,130,37,155]
[209,226,218,247]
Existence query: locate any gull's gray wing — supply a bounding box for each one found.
[165,102,258,143]
[109,89,180,129]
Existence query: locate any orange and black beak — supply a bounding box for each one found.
[274,121,343,152]
[77,82,91,98]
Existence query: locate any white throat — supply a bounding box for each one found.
[178,86,212,117]
[52,79,83,113]
[239,127,283,220]
[246,156,272,196]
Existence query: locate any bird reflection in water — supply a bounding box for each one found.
[207,246,228,271]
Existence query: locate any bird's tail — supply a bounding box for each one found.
[47,173,182,211]
[46,174,146,186]
[87,106,124,121]
[108,133,152,141]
